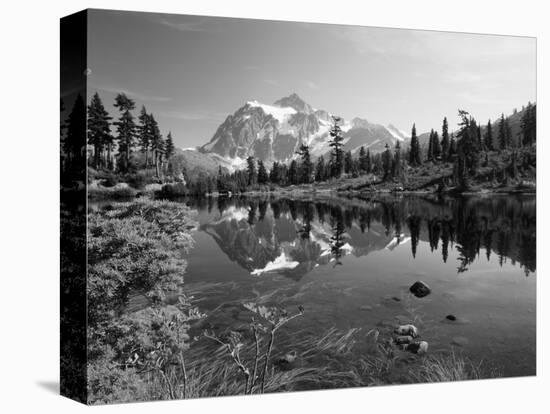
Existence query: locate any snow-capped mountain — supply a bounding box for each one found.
[199,93,409,167]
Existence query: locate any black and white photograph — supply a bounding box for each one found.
[58,8,539,404]
[3,1,547,412]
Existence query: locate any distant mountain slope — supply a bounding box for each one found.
[199,93,409,166]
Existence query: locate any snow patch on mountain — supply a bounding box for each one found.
[247,100,296,124]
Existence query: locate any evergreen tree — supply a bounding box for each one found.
[455,110,480,189]
[270,161,281,184]
[315,156,326,182]
[246,156,257,185]
[149,114,164,177]
[296,144,313,183]
[257,160,269,184]
[409,123,421,166]
[288,159,299,185]
[449,133,457,158]
[382,143,393,180]
[427,129,434,162]
[87,92,112,169]
[441,117,450,161]
[113,93,137,172]
[328,116,345,177]
[358,146,370,173]
[137,106,152,168]
[165,131,175,160]
[484,120,494,151]
[498,113,507,150]
[344,150,353,174]
[521,102,536,146]
[64,93,87,170]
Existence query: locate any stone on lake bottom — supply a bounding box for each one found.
[405,341,429,354]
[451,336,469,347]
[409,281,431,298]
[394,324,418,337]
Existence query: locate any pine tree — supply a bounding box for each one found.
[113,93,137,172]
[521,102,536,146]
[315,156,326,182]
[484,120,493,151]
[344,150,353,175]
[358,146,369,173]
[455,110,480,189]
[296,144,313,183]
[329,116,345,178]
[498,113,507,150]
[270,161,281,184]
[288,159,299,185]
[427,129,434,162]
[449,133,457,158]
[441,117,450,161]
[165,131,175,160]
[87,92,112,169]
[246,156,257,186]
[148,114,164,177]
[137,106,152,168]
[64,93,87,170]
[257,160,269,184]
[409,123,421,166]
[382,143,393,180]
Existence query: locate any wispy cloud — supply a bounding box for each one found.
[94,85,172,103]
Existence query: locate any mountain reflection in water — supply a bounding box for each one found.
[184,194,536,280]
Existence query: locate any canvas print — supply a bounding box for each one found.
[60,9,536,405]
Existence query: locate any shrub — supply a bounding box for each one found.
[125,171,156,190]
[157,183,188,198]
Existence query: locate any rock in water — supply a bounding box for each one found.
[406,341,429,354]
[394,335,414,345]
[410,281,431,298]
[446,314,457,321]
[451,337,469,347]
[394,324,419,337]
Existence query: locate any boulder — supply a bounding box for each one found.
[409,281,431,298]
[394,324,418,337]
[406,341,429,354]
[445,314,457,321]
[394,335,414,345]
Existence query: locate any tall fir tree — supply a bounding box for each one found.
[87,92,112,169]
[165,131,175,160]
[257,160,269,184]
[382,143,393,180]
[270,161,281,184]
[498,113,507,150]
[344,150,354,175]
[315,156,326,182]
[148,114,164,177]
[392,141,402,179]
[64,93,87,170]
[441,117,450,161]
[432,131,441,160]
[296,144,313,183]
[358,146,370,173]
[328,116,345,177]
[113,93,137,172]
[288,159,299,185]
[246,156,257,185]
[409,123,421,166]
[521,102,536,146]
[137,105,152,168]
[427,129,434,162]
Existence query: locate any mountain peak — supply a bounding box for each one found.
[273,93,313,114]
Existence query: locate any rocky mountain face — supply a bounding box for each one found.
[199,93,409,167]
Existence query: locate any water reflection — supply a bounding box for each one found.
[183,195,535,280]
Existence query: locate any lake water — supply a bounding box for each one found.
[177,194,536,379]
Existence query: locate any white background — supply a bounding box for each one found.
[0,0,547,412]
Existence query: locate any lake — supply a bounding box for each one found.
[175,193,536,379]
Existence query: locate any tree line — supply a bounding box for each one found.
[86,92,175,175]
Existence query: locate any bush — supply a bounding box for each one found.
[157,183,188,197]
[125,171,156,190]
[101,172,119,188]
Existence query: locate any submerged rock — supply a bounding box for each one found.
[409,281,431,298]
[446,314,457,321]
[394,335,414,345]
[406,341,429,354]
[359,305,373,311]
[394,324,419,337]
[275,350,298,367]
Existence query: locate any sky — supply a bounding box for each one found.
[87,9,536,148]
